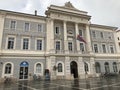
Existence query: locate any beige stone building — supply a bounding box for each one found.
[0,2,119,81]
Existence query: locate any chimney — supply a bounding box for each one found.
[35,10,37,16]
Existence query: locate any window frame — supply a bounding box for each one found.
[55,26,60,35]
[38,24,43,32]
[24,22,30,32]
[35,38,44,51]
[55,41,61,50]
[80,42,85,52]
[109,45,114,53]
[10,20,16,30]
[93,43,99,53]
[56,61,64,76]
[102,44,107,53]
[21,37,30,50]
[3,62,14,77]
[6,35,16,50]
[68,42,73,51]
[34,62,43,75]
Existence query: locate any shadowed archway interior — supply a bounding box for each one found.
[70,61,78,78]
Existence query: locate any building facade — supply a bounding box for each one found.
[0,2,119,80]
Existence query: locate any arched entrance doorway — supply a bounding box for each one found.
[70,61,78,78]
[19,61,29,79]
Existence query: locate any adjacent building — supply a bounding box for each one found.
[0,2,119,81]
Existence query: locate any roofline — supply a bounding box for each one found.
[0,9,46,20]
[90,24,118,30]
[50,5,88,14]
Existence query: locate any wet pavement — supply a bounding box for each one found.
[1,76,120,90]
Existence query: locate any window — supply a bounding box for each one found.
[55,41,60,50]
[104,62,110,73]
[37,40,42,50]
[113,62,118,72]
[25,23,30,31]
[38,24,42,32]
[84,62,89,72]
[36,63,41,73]
[94,44,98,53]
[7,37,15,49]
[118,37,119,40]
[68,42,72,51]
[92,31,96,38]
[102,44,106,53]
[100,32,104,38]
[79,30,83,36]
[55,26,60,34]
[110,45,114,53]
[5,63,12,74]
[23,38,29,50]
[80,43,85,52]
[10,21,16,29]
[58,63,62,72]
[95,62,101,73]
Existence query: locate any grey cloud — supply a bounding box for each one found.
[0,0,120,28]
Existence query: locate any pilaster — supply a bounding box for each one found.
[90,57,95,76]
[46,19,55,53]
[78,57,85,78]
[75,23,81,53]
[85,24,92,53]
[65,57,71,79]
[49,56,56,80]
[0,14,5,50]
[63,21,69,54]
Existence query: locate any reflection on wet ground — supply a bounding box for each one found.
[1,76,120,90]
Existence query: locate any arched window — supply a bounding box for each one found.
[104,62,110,73]
[58,63,62,72]
[5,63,12,74]
[84,62,89,72]
[95,62,101,73]
[113,62,118,72]
[36,63,41,73]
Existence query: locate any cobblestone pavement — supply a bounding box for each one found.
[1,76,120,90]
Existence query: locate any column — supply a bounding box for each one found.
[75,23,80,53]
[63,21,68,53]
[85,24,92,53]
[0,14,5,50]
[65,57,71,79]
[50,56,56,80]
[90,57,95,77]
[114,31,120,53]
[46,19,55,53]
[78,57,85,79]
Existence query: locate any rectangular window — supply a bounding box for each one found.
[7,37,14,49]
[110,45,114,53]
[102,44,106,53]
[79,30,83,36]
[68,42,72,51]
[80,43,84,52]
[100,32,104,38]
[25,23,30,31]
[23,38,29,50]
[56,41,60,50]
[38,24,42,32]
[55,26,59,34]
[92,31,96,38]
[37,40,42,50]
[94,44,98,53]
[10,21,16,29]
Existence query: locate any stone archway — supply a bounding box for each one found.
[70,61,78,78]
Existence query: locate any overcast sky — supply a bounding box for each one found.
[0,0,120,28]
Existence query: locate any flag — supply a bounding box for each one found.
[77,35,86,43]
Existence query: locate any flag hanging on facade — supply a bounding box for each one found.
[77,35,86,43]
